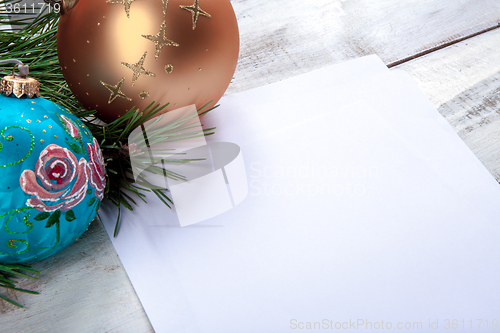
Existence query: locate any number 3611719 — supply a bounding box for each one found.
[3,2,60,14]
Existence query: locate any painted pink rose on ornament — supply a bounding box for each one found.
[87,138,105,200]
[20,144,88,212]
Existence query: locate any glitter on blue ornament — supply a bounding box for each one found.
[0,61,105,263]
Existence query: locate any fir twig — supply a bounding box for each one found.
[1,1,217,230]
[0,264,40,308]
[0,0,218,307]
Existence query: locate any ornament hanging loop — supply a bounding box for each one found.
[11,63,29,78]
[0,59,29,78]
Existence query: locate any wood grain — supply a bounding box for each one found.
[438,71,500,182]
[2,0,500,332]
[0,219,154,333]
[395,27,500,181]
[227,0,500,95]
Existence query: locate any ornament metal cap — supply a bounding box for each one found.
[61,0,79,14]
[0,61,39,99]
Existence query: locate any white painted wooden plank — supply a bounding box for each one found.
[0,219,154,333]
[227,0,500,95]
[394,28,500,108]
[395,28,500,183]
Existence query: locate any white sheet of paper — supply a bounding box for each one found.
[205,70,500,220]
[99,57,500,332]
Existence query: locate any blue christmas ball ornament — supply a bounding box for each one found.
[0,65,105,263]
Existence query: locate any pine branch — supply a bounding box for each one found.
[1,0,218,307]
[0,264,40,308]
[1,2,217,226]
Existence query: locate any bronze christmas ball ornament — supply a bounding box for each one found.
[57,0,239,122]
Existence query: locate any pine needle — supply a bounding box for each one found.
[0,3,217,307]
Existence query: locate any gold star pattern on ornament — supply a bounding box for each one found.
[100,77,132,104]
[180,0,211,30]
[162,0,168,15]
[142,21,179,60]
[106,0,137,18]
[139,91,150,99]
[121,52,156,86]
[165,64,174,74]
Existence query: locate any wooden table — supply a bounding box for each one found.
[2,0,500,331]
